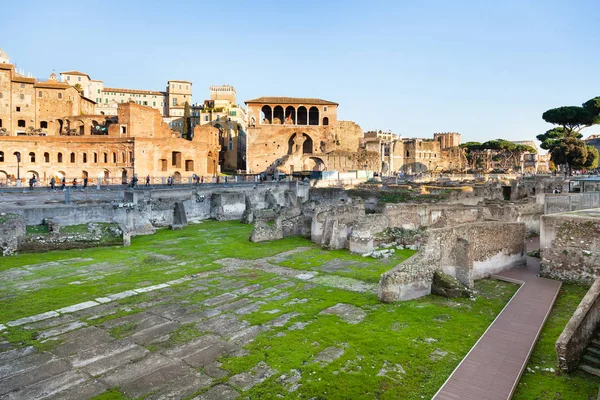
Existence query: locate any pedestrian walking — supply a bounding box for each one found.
[145,175,150,186]
[167,176,172,186]
[83,176,88,189]
[61,177,66,190]
[72,178,77,190]
[29,176,35,191]
[50,177,56,191]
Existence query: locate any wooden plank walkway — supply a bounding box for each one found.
[433,239,561,400]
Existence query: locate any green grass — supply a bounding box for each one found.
[0,221,312,322]
[514,283,600,399]
[26,225,49,234]
[276,247,416,283]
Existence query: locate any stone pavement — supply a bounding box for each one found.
[0,247,381,400]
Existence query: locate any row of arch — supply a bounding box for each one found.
[258,106,329,126]
[0,151,132,165]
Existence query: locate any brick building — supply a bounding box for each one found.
[244,97,379,174]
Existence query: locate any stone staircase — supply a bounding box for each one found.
[579,333,600,377]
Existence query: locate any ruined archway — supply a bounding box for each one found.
[173,171,182,183]
[26,170,39,180]
[121,169,128,184]
[304,157,325,171]
[302,133,313,154]
[0,170,7,184]
[260,105,272,124]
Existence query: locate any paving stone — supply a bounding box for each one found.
[228,325,263,345]
[202,293,238,306]
[248,287,279,298]
[267,292,290,301]
[0,324,5,332]
[166,334,236,368]
[177,309,222,325]
[295,273,316,280]
[102,311,166,330]
[429,348,448,361]
[165,277,193,286]
[313,346,345,366]
[145,371,213,400]
[56,301,99,314]
[231,284,262,295]
[0,346,36,365]
[22,314,76,330]
[38,321,88,339]
[0,351,54,380]
[197,315,249,338]
[118,359,199,399]
[203,362,228,379]
[234,301,265,315]
[274,281,296,290]
[214,298,252,312]
[99,353,175,388]
[194,384,239,400]
[3,370,89,400]
[77,342,149,377]
[6,311,60,327]
[149,304,202,321]
[228,361,276,391]
[269,312,300,327]
[277,369,302,392]
[44,378,109,400]
[319,303,367,324]
[135,283,170,293]
[129,321,180,345]
[0,358,71,396]
[288,321,313,331]
[95,290,138,303]
[51,326,113,357]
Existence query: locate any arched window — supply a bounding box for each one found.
[273,106,284,124]
[44,152,50,163]
[285,106,296,124]
[29,152,35,162]
[406,150,410,157]
[260,105,272,124]
[323,117,329,126]
[308,107,319,126]
[103,153,108,163]
[57,152,63,163]
[0,118,3,128]
[70,152,75,163]
[93,153,98,163]
[121,152,125,163]
[112,152,117,163]
[297,107,307,125]
[83,153,87,163]
[0,151,4,162]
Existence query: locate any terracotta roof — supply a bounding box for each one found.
[103,87,166,96]
[168,80,192,84]
[245,97,338,106]
[12,76,36,84]
[60,70,91,79]
[34,81,70,89]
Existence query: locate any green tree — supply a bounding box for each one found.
[539,97,600,174]
[182,102,192,140]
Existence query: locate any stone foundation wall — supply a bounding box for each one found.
[540,210,600,284]
[378,221,525,302]
[556,278,600,372]
[17,223,123,253]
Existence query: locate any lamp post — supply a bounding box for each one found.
[14,152,21,187]
[213,159,216,182]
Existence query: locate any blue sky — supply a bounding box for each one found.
[3,0,600,145]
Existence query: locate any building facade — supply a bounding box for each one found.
[244,97,379,174]
[59,71,192,118]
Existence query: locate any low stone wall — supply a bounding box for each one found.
[378,221,525,302]
[544,192,600,214]
[0,213,26,256]
[311,203,365,249]
[17,222,123,253]
[556,278,600,372]
[540,209,600,284]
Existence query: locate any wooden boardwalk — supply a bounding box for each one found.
[433,240,561,400]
